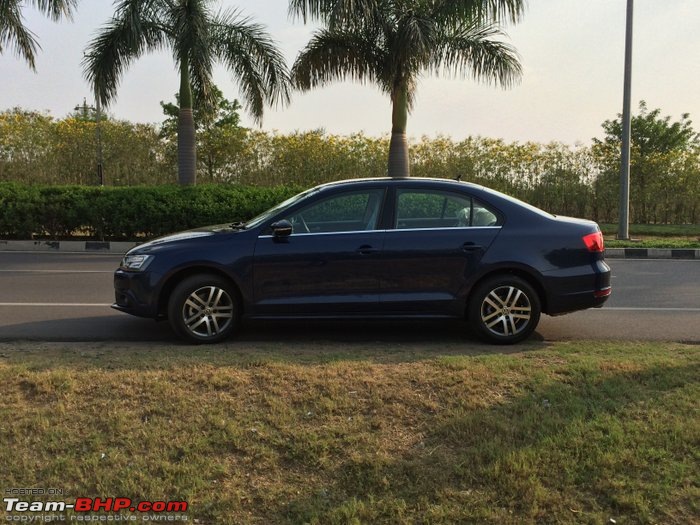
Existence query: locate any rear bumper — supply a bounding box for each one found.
[542,260,612,315]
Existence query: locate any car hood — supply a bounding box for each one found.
[127,224,242,254]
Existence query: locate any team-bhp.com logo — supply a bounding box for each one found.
[4,496,188,521]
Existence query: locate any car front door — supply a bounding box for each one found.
[380,188,503,316]
[252,188,386,316]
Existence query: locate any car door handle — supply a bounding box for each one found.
[462,242,484,252]
[356,245,379,255]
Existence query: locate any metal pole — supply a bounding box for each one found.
[95,92,104,186]
[618,0,634,240]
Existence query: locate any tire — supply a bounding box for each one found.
[468,275,541,345]
[167,274,240,344]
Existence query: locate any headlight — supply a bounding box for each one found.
[120,254,154,272]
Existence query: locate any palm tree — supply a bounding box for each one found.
[83,0,290,185]
[0,0,78,70]
[290,0,525,177]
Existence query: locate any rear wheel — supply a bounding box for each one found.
[468,275,541,344]
[167,274,239,344]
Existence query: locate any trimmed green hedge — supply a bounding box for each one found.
[0,183,300,241]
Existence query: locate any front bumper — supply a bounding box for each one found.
[113,269,161,318]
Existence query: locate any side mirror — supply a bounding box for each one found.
[271,219,293,238]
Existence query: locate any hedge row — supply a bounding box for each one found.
[0,183,300,240]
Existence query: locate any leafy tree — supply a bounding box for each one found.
[289,0,524,177]
[160,86,247,182]
[0,0,77,70]
[0,109,55,182]
[593,101,700,223]
[594,101,699,156]
[160,85,242,137]
[83,0,291,185]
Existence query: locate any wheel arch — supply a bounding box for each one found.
[467,266,548,317]
[157,265,244,319]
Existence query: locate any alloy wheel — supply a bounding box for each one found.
[182,286,234,338]
[480,285,532,337]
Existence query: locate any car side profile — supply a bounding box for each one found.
[113,178,611,344]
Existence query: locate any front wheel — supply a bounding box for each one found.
[167,274,240,344]
[468,275,541,345]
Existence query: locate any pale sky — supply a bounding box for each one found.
[1,0,699,145]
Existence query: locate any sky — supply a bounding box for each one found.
[1,0,699,145]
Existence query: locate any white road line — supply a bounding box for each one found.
[0,270,112,274]
[608,259,700,263]
[601,307,700,312]
[0,303,112,307]
[0,304,698,312]
[0,251,121,256]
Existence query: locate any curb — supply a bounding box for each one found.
[605,248,700,260]
[0,240,138,254]
[1,241,699,259]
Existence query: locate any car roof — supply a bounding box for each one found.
[315,177,484,191]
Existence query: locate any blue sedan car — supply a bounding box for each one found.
[113,178,611,344]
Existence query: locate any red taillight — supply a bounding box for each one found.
[582,232,605,253]
[594,287,612,298]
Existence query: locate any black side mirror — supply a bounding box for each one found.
[271,219,293,238]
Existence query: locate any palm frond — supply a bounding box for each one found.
[289,0,382,28]
[433,0,526,25]
[211,9,291,123]
[28,0,78,22]
[83,0,169,106]
[0,1,40,70]
[292,27,389,95]
[430,21,522,88]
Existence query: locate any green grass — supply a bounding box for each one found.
[605,237,700,249]
[600,223,700,237]
[0,340,698,524]
[599,224,700,248]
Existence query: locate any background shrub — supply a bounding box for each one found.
[0,184,300,241]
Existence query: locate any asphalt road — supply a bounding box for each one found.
[0,252,698,343]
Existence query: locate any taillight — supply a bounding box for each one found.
[582,232,605,252]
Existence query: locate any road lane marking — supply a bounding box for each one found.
[601,307,700,312]
[0,270,113,274]
[0,304,698,312]
[0,251,121,256]
[0,303,112,307]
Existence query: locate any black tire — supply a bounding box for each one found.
[167,274,240,344]
[468,275,541,345]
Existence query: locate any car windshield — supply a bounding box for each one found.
[245,187,321,229]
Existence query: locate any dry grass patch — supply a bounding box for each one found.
[0,340,698,524]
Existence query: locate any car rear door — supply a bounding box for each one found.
[379,187,502,316]
[252,188,386,316]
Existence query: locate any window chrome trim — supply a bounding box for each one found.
[388,226,502,233]
[258,229,387,239]
[258,226,501,239]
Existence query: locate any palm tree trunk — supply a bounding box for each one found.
[388,87,410,178]
[178,55,197,185]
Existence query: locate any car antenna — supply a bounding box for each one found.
[455,174,462,182]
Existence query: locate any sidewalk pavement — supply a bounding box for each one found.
[1,240,699,259]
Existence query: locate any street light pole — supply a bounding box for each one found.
[95,91,104,186]
[618,0,634,240]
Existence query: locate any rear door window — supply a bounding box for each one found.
[395,190,502,229]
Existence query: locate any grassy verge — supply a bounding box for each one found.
[605,237,700,249]
[600,224,700,237]
[1,340,698,524]
[601,223,700,248]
